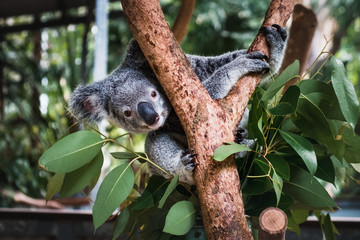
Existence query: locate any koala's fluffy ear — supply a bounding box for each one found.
[68,83,107,123]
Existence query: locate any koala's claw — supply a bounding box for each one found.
[181,149,198,171]
[271,24,287,41]
[260,24,287,43]
[247,51,268,62]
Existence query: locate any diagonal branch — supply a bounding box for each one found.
[222,0,294,127]
[172,0,196,43]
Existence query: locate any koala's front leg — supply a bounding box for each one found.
[145,131,196,185]
[202,52,270,99]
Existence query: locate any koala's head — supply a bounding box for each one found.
[69,67,171,133]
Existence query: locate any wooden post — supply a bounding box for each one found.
[258,207,288,240]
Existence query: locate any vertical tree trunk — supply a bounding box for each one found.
[281,4,317,92]
[120,0,294,239]
[171,0,196,43]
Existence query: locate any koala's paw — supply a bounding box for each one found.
[181,149,198,171]
[261,24,287,44]
[243,52,271,74]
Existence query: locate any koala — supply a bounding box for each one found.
[69,25,287,185]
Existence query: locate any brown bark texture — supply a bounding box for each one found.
[258,207,287,240]
[280,4,317,92]
[120,0,294,239]
[171,0,196,43]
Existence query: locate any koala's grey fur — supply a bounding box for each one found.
[69,25,287,185]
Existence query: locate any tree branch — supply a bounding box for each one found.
[222,0,295,127]
[171,0,196,43]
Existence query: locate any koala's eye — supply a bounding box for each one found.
[124,110,132,117]
[151,91,157,98]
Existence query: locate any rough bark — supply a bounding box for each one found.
[120,0,294,239]
[258,207,287,240]
[171,0,196,43]
[280,4,317,92]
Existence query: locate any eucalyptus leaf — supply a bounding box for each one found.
[39,131,103,173]
[267,154,290,181]
[163,201,197,236]
[351,163,360,173]
[279,130,317,175]
[132,175,169,210]
[213,142,251,161]
[60,151,103,198]
[46,173,65,201]
[283,167,336,208]
[298,80,344,121]
[292,209,309,224]
[113,208,130,240]
[287,211,301,236]
[159,175,179,208]
[293,98,344,160]
[323,213,336,240]
[272,170,283,206]
[331,57,360,129]
[242,177,272,195]
[93,163,134,231]
[315,157,335,185]
[261,60,299,101]
[249,91,266,145]
[269,85,300,115]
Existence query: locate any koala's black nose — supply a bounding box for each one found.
[138,102,160,126]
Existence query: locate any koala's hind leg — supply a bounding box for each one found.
[145,131,196,185]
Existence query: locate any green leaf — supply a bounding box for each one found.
[60,151,103,198]
[293,98,344,160]
[39,131,103,173]
[132,175,169,210]
[323,213,336,240]
[351,163,360,173]
[213,142,251,161]
[92,163,134,231]
[261,60,299,101]
[46,173,65,201]
[336,122,360,163]
[292,209,309,224]
[159,175,179,208]
[315,157,335,185]
[163,201,197,236]
[249,90,266,145]
[269,85,300,115]
[298,80,344,121]
[279,130,317,175]
[331,57,360,129]
[272,170,283,206]
[283,167,336,208]
[267,154,290,181]
[243,177,272,195]
[286,211,301,236]
[112,208,130,240]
